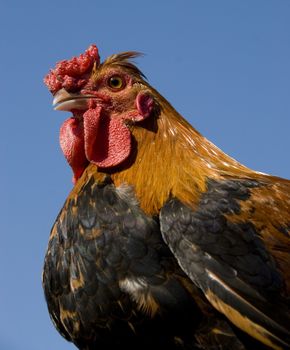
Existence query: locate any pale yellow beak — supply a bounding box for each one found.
[52,88,95,111]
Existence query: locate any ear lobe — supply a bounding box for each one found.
[135,92,154,120]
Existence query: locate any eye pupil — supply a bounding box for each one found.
[109,76,123,89]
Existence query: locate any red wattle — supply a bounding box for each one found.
[58,93,155,183]
[83,107,131,168]
[60,118,88,183]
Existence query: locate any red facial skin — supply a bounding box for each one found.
[59,92,154,183]
[44,45,154,183]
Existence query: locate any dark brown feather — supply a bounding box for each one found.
[44,47,290,350]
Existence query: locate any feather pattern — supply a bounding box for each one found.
[43,45,290,350]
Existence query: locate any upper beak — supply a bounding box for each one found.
[52,88,95,111]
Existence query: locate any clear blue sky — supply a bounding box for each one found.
[1,1,289,349]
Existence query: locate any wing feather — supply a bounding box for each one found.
[160,178,290,349]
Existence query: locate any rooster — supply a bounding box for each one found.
[43,45,290,350]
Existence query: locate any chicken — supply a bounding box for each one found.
[43,44,290,350]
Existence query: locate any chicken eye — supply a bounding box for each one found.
[108,76,124,90]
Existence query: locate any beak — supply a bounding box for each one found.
[52,88,95,111]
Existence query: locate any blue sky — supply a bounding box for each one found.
[1,1,289,349]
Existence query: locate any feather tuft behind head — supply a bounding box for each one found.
[102,51,146,79]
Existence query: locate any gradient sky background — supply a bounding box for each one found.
[1,1,289,349]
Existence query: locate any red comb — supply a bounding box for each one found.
[44,44,100,94]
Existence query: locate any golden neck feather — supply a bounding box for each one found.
[83,91,253,215]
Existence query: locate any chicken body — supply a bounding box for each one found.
[43,45,290,350]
